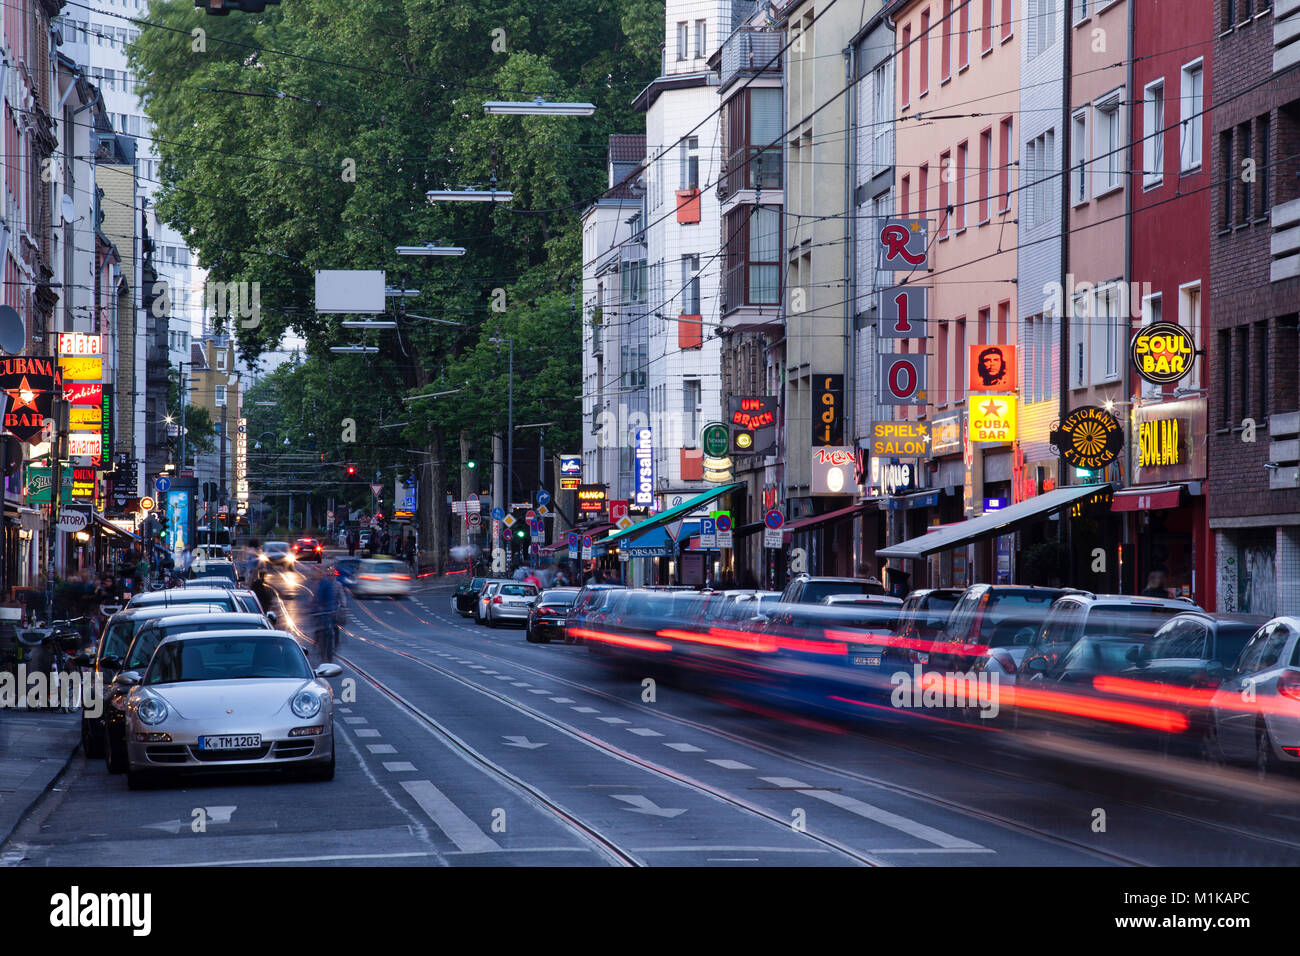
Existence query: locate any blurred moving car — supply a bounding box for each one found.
[454,577,490,617]
[893,588,964,665]
[102,613,272,774]
[526,588,580,643]
[932,585,1069,675]
[261,541,294,568]
[715,590,782,627]
[1206,616,1300,776]
[780,575,887,604]
[333,557,361,587]
[120,630,341,788]
[482,583,540,628]
[352,559,412,599]
[564,584,626,644]
[293,538,324,562]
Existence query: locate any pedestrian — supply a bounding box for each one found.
[1142,570,1170,598]
[348,530,357,557]
[312,566,344,662]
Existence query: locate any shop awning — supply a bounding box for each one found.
[611,521,702,557]
[597,481,744,550]
[782,500,876,539]
[1110,484,1184,512]
[542,523,614,554]
[876,483,1111,560]
[93,512,142,542]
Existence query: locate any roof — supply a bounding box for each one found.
[189,342,208,370]
[608,134,645,164]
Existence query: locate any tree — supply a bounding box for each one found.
[167,369,216,462]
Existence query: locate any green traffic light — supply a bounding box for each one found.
[467,460,477,469]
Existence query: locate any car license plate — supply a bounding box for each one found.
[851,655,882,667]
[198,734,261,751]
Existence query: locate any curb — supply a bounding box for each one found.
[0,719,82,850]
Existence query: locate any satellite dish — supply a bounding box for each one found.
[0,305,24,354]
[60,195,78,224]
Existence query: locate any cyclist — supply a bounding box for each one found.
[313,568,344,662]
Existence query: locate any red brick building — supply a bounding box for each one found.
[1208,0,1300,615]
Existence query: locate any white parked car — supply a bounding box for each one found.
[352,559,412,599]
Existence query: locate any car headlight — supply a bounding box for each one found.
[137,694,169,725]
[291,689,322,719]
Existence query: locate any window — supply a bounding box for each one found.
[1001,0,1013,39]
[1258,114,1271,216]
[750,206,780,304]
[1220,128,1234,229]
[1071,109,1088,204]
[1223,0,1236,30]
[958,0,970,68]
[1218,329,1233,427]
[680,137,699,189]
[873,61,893,174]
[1181,61,1203,171]
[900,174,911,216]
[938,322,949,400]
[1142,80,1164,188]
[982,0,994,52]
[999,117,1013,212]
[919,163,929,218]
[215,385,227,407]
[1256,321,1269,420]
[920,9,930,96]
[1099,284,1120,380]
[1239,121,1253,223]
[942,0,952,80]
[998,301,1010,344]
[695,19,707,58]
[216,350,226,371]
[1074,0,1088,21]
[978,307,991,344]
[677,22,688,60]
[1140,293,1162,397]
[1071,294,1089,387]
[1237,328,1250,424]
[956,141,968,230]
[1093,91,1123,195]
[955,317,967,393]
[902,25,912,107]
[683,380,702,443]
[939,149,951,236]
[978,128,991,221]
[1029,0,1055,56]
[681,255,700,314]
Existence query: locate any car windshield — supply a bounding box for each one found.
[538,590,577,606]
[801,580,884,603]
[264,543,289,554]
[191,564,236,580]
[1082,607,1181,641]
[468,578,487,589]
[100,619,136,660]
[128,620,269,669]
[500,585,537,597]
[978,592,1061,643]
[373,562,408,574]
[146,636,311,684]
[131,592,237,610]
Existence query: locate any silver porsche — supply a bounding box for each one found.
[120,629,341,789]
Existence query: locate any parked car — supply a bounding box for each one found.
[261,541,294,568]
[128,587,241,613]
[182,576,238,591]
[293,538,324,562]
[715,590,783,627]
[119,630,341,788]
[1206,616,1300,776]
[454,577,491,617]
[526,588,580,643]
[102,613,272,774]
[931,585,1070,676]
[186,560,238,586]
[779,574,887,604]
[482,583,540,627]
[352,559,412,599]
[358,528,376,557]
[893,588,964,664]
[75,603,226,757]
[471,579,515,624]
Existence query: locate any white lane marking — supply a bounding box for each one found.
[337,707,352,714]
[611,794,687,818]
[182,851,440,866]
[494,675,514,681]
[758,777,984,850]
[628,728,663,737]
[708,858,759,862]
[571,706,599,714]
[664,743,704,752]
[550,697,575,703]
[353,729,381,738]
[383,762,417,772]
[401,780,502,853]
[597,717,629,725]
[440,847,594,856]
[366,744,397,754]
[481,670,499,675]
[707,759,753,770]
[343,717,368,724]
[633,846,827,853]
[512,682,530,687]
[527,689,552,695]
[867,848,997,854]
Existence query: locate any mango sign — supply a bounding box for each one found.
[969,395,1017,443]
[1130,322,1195,384]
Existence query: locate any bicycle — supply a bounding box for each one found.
[16,617,86,712]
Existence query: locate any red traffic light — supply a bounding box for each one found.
[346,464,357,476]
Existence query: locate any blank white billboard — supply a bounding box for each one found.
[314,270,386,313]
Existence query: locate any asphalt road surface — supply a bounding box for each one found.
[6,564,1300,867]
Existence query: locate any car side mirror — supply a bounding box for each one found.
[315,663,343,678]
[74,653,93,667]
[1026,657,1048,674]
[101,655,122,671]
[1125,645,1143,664]
[266,611,278,625]
[114,670,142,687]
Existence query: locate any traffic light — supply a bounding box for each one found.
[466,459,477,470]
[514,527,526,539]
[194,0,281,14]
[345,463,357,477]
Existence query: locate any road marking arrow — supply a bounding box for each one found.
[501,736,547,749]
[611,794,687,818]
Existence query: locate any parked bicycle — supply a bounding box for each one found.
[12,617,87,711]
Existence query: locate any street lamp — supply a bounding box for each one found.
[340,320,397,329]
[396,244,467,256]
[483,98,596,116]
[425,189,514,203]
[489,336,514,511]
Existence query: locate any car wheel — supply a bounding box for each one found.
[1199,722,1226,768]
[1256,723,1284,778]
[104,727,127,774]
[82,718,104,758]
[487,610,497,628]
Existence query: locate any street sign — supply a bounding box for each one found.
[370,483,383,497]
[536,490,551,506]
[468,493,480,507]
[327,510,335,521]
[568,531,579,558]
[140,496,155,512]
[154,476,171,493]
[525,509,537,522]
[57,510,89,532]
[536,505,549,517]
[468,512,482,528]
[764,527,784,548]
[491,507,505,521]
[700,517,717,548]
[608,499,629,525]
[764,509,784,530]
[581,534,593,560]
[502,514,516,528]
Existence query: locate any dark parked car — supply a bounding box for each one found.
[931,585,1069,675]
[526,588,581,643]
[893,588,964,664]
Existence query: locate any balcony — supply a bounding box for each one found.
[1277,0,1300,73]
[1272,196,1300,283]
[721,146,783,199]
[720,27,782,91]
[722,260,782,332]
[1269,411,1300,490]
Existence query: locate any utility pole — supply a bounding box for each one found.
[179,360,187,469]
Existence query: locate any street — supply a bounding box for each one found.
[5,565,1300,869]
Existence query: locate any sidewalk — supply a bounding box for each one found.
[0,708,81,847]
